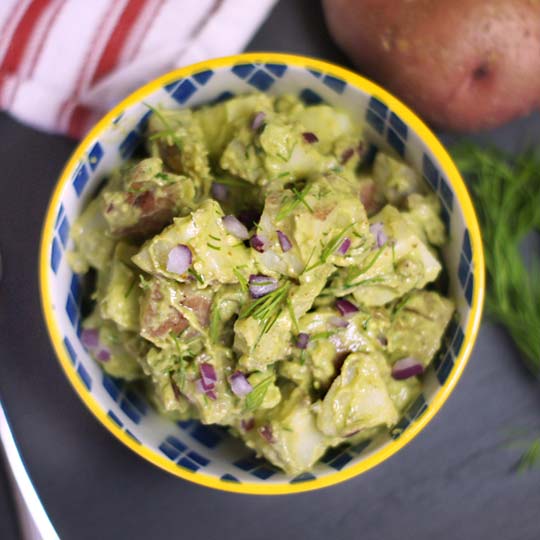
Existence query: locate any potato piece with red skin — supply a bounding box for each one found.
[139,278,212,347]
[323,0,540,132]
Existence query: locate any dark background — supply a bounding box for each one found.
[1,1,540,539]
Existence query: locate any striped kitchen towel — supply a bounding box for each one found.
[0,0,277,138]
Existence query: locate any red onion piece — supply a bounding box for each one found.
[370,222,388,248]
[222,215,249,240]
[391,357,424,380]
[97,349,111,362]
[329,316,349,328]
[241,418,255,432]
[259,425,276,443]
[170,377,182,401]
[196,379,217,400]
[167,244,192,275]
[336,299,359,316]
[211,182,228,201]
[296,332,310,349]
[250,234,268,253]
[302,132,319,144]
[81,328,99,348]
[251,111,266,131]
[341,147,355,164]
[248,274,278,298]
[337,237,351,255]
[199,363,217,389]
[228,371,253,397]
[277,230,292,252]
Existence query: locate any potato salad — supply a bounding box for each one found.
[69,93,454,474]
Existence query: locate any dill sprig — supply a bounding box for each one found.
[453,144,540,373]
[453,144,540,472]
[239,281,291,336]
[233,266,248,292]
[275,183,313,222]
[124,274,138,298]
[188,267,204,284]
[244,376,273,411]
[144,102,183,154]
[344,244,386,287]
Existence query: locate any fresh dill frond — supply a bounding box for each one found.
[144,102,183,154]
[233,266,248,292]
[311,331,335,340]
[453,144,540,374]
[240,281,291,336]
[244,376,273,411]
[517,438,540,473]
[344,244,386,286]
[213,176,252,188]
[188,268,204,284]
[276,183,312,222]
[287,297,299,334]
[124,274,137,298]
[392,293,412,320]
[139,275,151,290]
[306,224,354,272]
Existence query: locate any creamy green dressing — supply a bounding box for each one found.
[69,93,454,474]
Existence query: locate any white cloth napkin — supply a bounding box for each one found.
[0,0,277,137]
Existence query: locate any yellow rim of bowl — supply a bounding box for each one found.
[39,52,485,495]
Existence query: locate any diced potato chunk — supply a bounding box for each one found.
[316,351,398,437]
[387,290,454,367]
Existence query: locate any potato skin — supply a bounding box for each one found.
[323,0,540,132]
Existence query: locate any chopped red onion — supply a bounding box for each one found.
[337,237,351,255]
[391,357,424,380]
[170,376,182,401]
[336,299,359,316]
[196,379,217,400]
[166,244,192,275]
[222,215,249,240]
[302,132,319,144]
[199,362,217,389]
[250,234,268,253]
[228,371,253,397]
[277,230,292,252]
[248,274,278,298]
[296,332,310,349]
[341,147,355,164]
[259,425,275,443]
[97,349,111,362]
[370,222,388,248]
[329,316,349,328]
[211,182,228,201]
[81,328,99,348]
[251,111,266,131]
[241,418,255,431]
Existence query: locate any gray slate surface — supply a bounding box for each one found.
[1,1,540,538]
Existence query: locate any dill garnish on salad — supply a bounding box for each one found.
[69,93,453,474]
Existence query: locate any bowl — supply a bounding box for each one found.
[39,52,485,494]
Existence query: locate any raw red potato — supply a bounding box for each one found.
[323,0,540,132]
